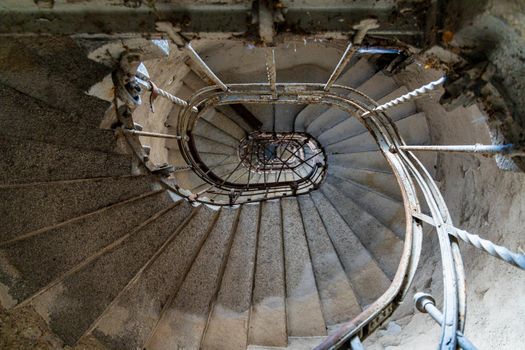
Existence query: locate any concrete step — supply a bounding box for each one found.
[201,204,259,350]
[31,200,195,345]
[0,37,111,126]
[0,190,174,307]
[195,135,237,155]
[194,117,241,148]
[0,138,132,185]
[247,336,327,350]
[294,58,377,132]
[146,207,237,350]
[327,175,405,238]
[297,195,361,326]
[309,191,391,308]
[320,182,403,280]
[354,71,398,101]
[327,111,429,155]
[281,198,326,337]
[248,200,287,347]
[91,206,212,350]
[306,74,405,138]
[0,175,159,243]
[0,84,120,153]
[318,102,422,149]
[328,165,402,202]
[275,104,306,133]
[305,103,356,138]
[200,108,248,141]
[327,151,389,173]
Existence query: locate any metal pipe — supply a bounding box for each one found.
[121,129,184,140]
[265,47,277,98]
[398,143,520,155]
[185,43,228,91]
[357,47,401,55]
[413,212,525,269]
[324,42,357,91]
[414,293,478,350]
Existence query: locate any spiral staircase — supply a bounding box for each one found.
[1,6,525,349]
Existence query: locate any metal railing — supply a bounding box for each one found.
[113,41,525,350]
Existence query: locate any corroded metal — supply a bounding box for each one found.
[414,293,478,350]
[324,43,356,91]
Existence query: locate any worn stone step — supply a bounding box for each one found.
[329,173,406,236]
[201,204,260,350]
[194,117,241,148]
[31,200,194,345]
[146,207,237,350]
[91,206,214,350]
[297,195,361,326]
[247,336,327,350]
[327,152,391,173]
[195,135,237,155]
[0,190,175,309]
[309,191,391,308]
[281,198,326,337]
[328,165,402,203]
[355,71,398,101]
[0,37,111,127]
[274,104,306,133]
[327,111,429,155]
[248,200,287,347]
[295,58,377,131]
[0,84,120,154]
[318,102,423,150]
[320,182,403,280]
[0,175,159,243]
[0,138,131,185]
[200,108,248,141]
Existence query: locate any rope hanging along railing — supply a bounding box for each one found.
[361,76,446,117]
[413,212,525,269]
[134,74,199,112]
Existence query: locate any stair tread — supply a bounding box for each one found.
[0,175,158,242]
[282,198,326,337]
[91,207,211,350]
[327,112,429,154]
[320,183,403,280]
[327,175,405,238]
[31,201,194,345]
[297,195,361,326]
[295,58,377,131]
[202,204,259,350]
[0,138,132,185]
[0,37,111,124]
[146,208,237,350]
[0,191,174,306]
[0,84,119,153]
[248,200,287,348]
[310,191,391,307]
